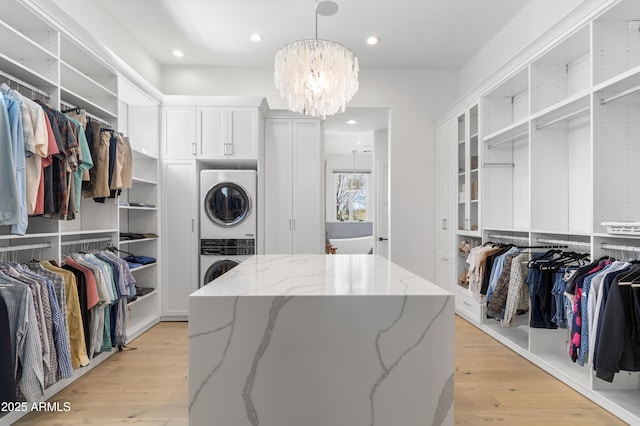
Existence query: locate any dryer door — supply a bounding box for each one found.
[203,258,241,286]
[204,182,251,227]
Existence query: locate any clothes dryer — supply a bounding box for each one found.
[199,238,254,287]
[200,170,257,239]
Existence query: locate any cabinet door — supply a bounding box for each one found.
[162,107,196,159]
[162,161,198,317]
[436,255,456,294]
[264,119,294,254]
[292,119,323,254]
[228,107,259,159]
[436,118,457,257]
[198,107,226,158]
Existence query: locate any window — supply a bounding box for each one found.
[335,172,368,221]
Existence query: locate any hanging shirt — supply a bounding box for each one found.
[2,92,28,235]
[66,116,93,213]
[38,261,89,368]
[0,293,17,403]
[0,95,20,225]
[0,275,44,402]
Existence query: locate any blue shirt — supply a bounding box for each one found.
[0,95,21,226]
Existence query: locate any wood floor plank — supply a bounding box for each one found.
[10,317,627,425]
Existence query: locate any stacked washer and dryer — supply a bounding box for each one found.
[199,170,256,287]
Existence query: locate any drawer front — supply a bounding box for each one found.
[456,287,483,323]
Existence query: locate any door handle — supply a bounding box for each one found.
[192,142,196,156]
[378,237,388,241]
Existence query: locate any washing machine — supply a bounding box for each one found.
[200,170,257,239]
[200,238,255,287]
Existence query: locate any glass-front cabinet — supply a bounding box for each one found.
[457,103,480,236]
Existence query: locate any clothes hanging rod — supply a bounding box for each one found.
[601,243,640,252]
[60,236,112,246]
[60,101,113,128]
[0,242,51,253]
[536,237,590,248]
[535,106,590,130]
[487,234,530,242]
[600,83,640,105]
[0,70,50,99]
[483,162,514,168]
[486,131,528,150]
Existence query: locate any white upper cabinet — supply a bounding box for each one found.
[162,106,197,159]
[198,106,259,159]
[162,101,264,160]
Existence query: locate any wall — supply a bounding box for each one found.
[163,66,460,281]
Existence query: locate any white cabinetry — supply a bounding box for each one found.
[435,119,457,293]
[440,0,640,422]
[198,106,259,159]
[264,117,324,254]
[0,1,162,423]
[161,160,198,318]
[162,102,263,160]
[162,106,197,159]
[117,95,161,339]
[456,103,480,235]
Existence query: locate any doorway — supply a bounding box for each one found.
[323,108,390,258]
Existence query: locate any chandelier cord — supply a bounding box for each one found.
[315,0,318,40]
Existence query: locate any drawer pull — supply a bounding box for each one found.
[463,301,472,307]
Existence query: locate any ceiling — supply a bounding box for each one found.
[53,0,531,153]
[78,0,530,69]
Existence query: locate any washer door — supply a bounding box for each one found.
[203,259,241,285]
[204,182,251,227]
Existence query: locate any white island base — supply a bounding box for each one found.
[189,255,454,426]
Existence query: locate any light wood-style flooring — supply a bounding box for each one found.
[13,317,626,425]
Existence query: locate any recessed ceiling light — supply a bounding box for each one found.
[366,36,380,46]
[347,119,357,125]
[172,49,184,58]
[250,33,262,42]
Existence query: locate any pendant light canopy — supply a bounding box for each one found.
[348,149,362,191]
[274,1,359,119]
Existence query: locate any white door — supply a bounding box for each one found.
[162,107,196,159]
[162,160,198,317]
[292,119,323,254]
[198,107,226,158]
[228,107,258,159]
[264,119,294,254]
[375,159,389,259]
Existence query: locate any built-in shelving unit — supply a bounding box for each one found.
[439,0,640,423]
[0,0,161,423]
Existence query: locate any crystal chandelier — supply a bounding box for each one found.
[274,1,359,119]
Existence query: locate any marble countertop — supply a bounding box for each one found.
[191,254,450,297]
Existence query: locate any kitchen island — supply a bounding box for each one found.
[189,254,454,426]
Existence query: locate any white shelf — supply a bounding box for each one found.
[60,87,117,121]
[0,232,58,240]
[594,64,640,101]
[483,118,529,147]
[127,290,157,307]
[132,149,159,160]
[60,229,119,236]
[119,205,157,211]
[61,60,117,99]
[119,237,158,245]
[131,177,157,185]
[531,91,591,128]
[126,316,160,343]
[128,263,158,272]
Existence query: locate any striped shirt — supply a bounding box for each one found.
[0,274,44,402]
